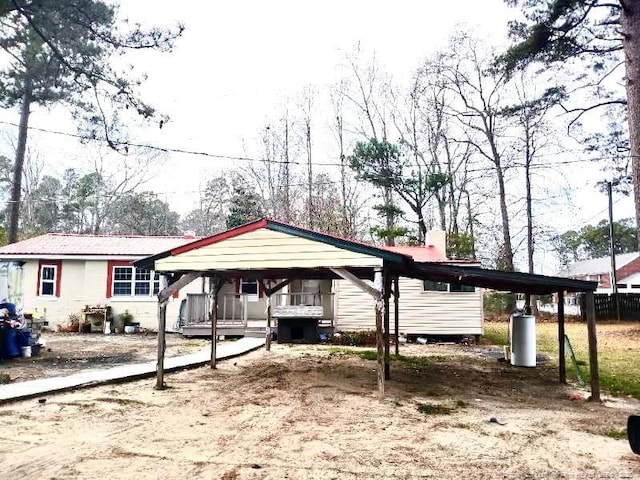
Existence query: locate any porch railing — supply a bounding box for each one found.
[184,292,334,327]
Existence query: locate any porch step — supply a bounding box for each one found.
[244,326,267,338]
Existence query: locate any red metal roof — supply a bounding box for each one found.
[0,233,197,257]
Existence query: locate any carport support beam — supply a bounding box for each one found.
[557,290,566,384]
[211,278,223,369]
[586,291,600,402]
[384,272,391,380]
[266,295,272,351]
[394,276,399,356]
[156,301,168,390]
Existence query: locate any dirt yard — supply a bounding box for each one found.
[0,342,638,479]
[0,332,209,383]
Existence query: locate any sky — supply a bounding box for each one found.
[0,0,633,273]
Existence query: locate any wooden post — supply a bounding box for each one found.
[266,294,272,351]
[374,268,384,399]
[394,275,399,356]
[383,272,391,380]
[210,279,219,369]
[156,301,167,390]
[557,291,566,384]
[585,291,600,402]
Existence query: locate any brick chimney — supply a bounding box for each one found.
[426,230,446,254]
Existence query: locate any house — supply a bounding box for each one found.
[0,233,202,331]
[137,220,483,339]
[0,223,483,338]
[556,252,640,296]
[333,232,483,337]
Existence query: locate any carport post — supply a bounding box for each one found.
[374,268,385,399]
[383,271,391,380]
[266,294,272,352]
[557,290,566,384]
[156,301,167,390]
[585,291,600,402]
[210,278,221,369]
[394,275,399,356]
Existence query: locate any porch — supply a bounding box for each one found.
[180,292,335,338]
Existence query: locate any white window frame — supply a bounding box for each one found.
[112,266,162,298]
[240,278,259,302]
[39,264,58,297]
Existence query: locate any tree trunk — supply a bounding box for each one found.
[622,1,640,250]
[525,159,538,314]
[8,82,33,244]
[306,121,313,228]
[496,167,514,271]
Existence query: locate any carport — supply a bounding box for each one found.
[135,219,599,400]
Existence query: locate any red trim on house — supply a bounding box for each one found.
[171,219,268,256]
[37,260,63,297]
[616,256,640,286]
[106,260,133,297]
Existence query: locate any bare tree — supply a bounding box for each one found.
[437,35,515,270]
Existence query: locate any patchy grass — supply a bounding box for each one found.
[483,321,640,399]
[417,403,454,415]
[328,348,449,367]
[604,428,627,440]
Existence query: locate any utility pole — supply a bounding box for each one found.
[608,181,621,321]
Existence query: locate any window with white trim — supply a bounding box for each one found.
[240,278,259,301]
[423,280,474,293]
[112,266,160,297]
[39,264,58,296]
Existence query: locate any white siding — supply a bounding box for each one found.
[17,259,202,331]
[155,229,383,271]
[334,276,483,335]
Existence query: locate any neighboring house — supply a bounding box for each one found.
[0,233,201,330]
[556,252,640,298]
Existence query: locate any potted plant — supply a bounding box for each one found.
[119,311,137,333]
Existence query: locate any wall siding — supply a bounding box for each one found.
[334,277,483,335]
[18,259,201,331]
[156,229,383,271]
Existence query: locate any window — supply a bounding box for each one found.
[616,283,627,290]
[423,280,448,292]
[38,260,62,297]
[449,283,475,292]
[109,264,160,297]
[423,280,474,293]
[240,278,258,295]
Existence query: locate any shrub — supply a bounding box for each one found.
[329,330,377,347]
[483,292,516,315]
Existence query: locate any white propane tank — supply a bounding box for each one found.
[509,314,536,367]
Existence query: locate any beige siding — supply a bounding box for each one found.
[18,259,202,331]
[155,229,383,271]
[334,276,483,335]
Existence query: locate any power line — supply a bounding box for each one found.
[0,119,619,173]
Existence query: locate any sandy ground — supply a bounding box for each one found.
[0,342,638,480]
[0,332,209,382]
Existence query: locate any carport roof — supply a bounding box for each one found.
[135,218,598,295]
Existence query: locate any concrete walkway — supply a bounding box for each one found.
[0,337,264,404]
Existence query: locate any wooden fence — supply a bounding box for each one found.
[579,293,640,321]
